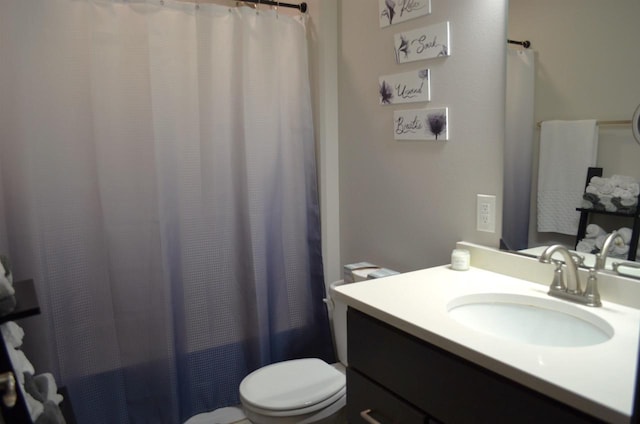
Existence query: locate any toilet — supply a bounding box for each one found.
[238,279,350,424]
[184,279,351,424]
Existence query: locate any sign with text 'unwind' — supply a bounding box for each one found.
[394,21,450,64]
[379,69,430,105]
[379,0,432,28]
[393,107,448,141]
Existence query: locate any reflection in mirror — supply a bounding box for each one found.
[502,0,640,277]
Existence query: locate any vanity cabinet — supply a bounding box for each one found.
[346,308,603,424]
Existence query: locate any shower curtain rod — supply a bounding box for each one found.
[536,120,632,127]
[507,39,531,48]
[238,0,307,13]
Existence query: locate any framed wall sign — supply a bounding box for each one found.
[393,107,448,141]
[379,69,430,105]
[394,21,450,64]
[379,0,432,28]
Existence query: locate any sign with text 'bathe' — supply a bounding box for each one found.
[393,107,448,141]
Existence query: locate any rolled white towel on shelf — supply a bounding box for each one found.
[599,181,615,195]
[586,224,606,239]
[1,321,24,348]
[617,227,633,245]
[602,198,617,212]
[621,196,637,207]
[612,244,630,257]
[611,174,637,186]
[589,176,606,187]
[576,239,597,253]
[595,234,607,251]
[585,185,599,195]
[7,347,35,386]
[34,373,63,405]
[613,187,630,198]
[24,391,44,422]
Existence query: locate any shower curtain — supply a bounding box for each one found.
[502,48,535,251]
[0,1,333,422]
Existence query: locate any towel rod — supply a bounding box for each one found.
[237,0,307,12]
[507,39,531,49]
[536,120,632,128]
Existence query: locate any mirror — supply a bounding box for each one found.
[503,0,640,277]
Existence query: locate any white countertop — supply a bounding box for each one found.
[333,264,640,423]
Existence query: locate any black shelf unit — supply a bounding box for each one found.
[0,279,76,424]
[575,167,640,262]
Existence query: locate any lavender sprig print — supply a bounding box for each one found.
[426,112,446,140]
[379,80,394,104]
[395,35,410,62]
[381,0,396,25]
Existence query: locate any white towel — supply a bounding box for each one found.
[585,224,606,239]
[1,321,24,348]
[537,120,598,234]
[618,227,633,245]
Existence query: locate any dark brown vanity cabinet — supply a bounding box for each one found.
[346,308,604,424]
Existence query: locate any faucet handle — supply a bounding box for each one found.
[569,252,585,267]
[550,260,566,292]
[583,268,602,307]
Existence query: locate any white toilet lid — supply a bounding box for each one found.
[239,358,345,411]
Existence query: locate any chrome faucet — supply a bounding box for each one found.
[595,230,624,271]
[538,244,602,307]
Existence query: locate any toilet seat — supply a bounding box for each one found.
[239,358,346,417]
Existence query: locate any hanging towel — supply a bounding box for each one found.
[537,120,598,235]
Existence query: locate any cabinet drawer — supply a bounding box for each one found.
[347,308,600,424]
[347,367,427,424]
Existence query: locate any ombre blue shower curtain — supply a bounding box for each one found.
[0,1,333,422]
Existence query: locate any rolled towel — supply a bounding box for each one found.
[618,227,633,245]
[0,255,12,284]
[7,348,35,385]
[581,199,594,209]
[32,374,63,405]
[612,244,630,257]
[1,321,24,348]
[585,185,599,194]
[613,187,630,198]
[25,391,45,423]
[576,239,597,253]
[586,224,606,239]
[620,196,638,207]
[595,234,607,251]
[599,181,615,195]
[611,174,637,186]
[35,400,66,424]
[602,198,617,212]
[590,176,606,187]
[627,183,640,197]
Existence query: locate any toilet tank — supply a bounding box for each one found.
[328,280,349,366]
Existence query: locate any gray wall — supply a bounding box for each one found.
[337,0,507,272]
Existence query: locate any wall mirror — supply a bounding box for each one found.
[502,0,640,278]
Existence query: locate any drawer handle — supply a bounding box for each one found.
[360,408,383,424]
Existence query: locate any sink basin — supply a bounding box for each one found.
[448,293,613,347]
